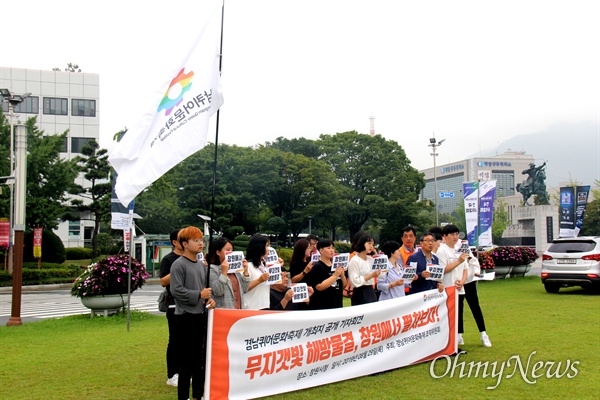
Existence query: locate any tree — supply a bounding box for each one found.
[52,63,81,72]
[3,117,79,230]
[135,175,181,234]
[317,131,425,238]
[71,139,112,257]
[492,199,510,244]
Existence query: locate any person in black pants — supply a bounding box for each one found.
[159,229,183,387]
[459,252,493,348]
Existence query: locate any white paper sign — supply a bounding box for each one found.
[291,283,309,303]
[456,240,471,255]
[226,251,244,273]
[331,253,350,271]
[310,252,321,263]
[197,252,204,263]
[369,254,389,272]
[266,263,282,285]
[265,247,279,264]
[473,271,495,281]
[426,263,444,281]
[401,264,417,281]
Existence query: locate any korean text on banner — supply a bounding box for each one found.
[478,180,496,247]
[574,186,591,237]
[463,181,479,246]
[205,287,457,399]
[110,171,133,230]
[108,0,224,207]
[559,187,576,237]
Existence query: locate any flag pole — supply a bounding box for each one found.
[208,0,225,288]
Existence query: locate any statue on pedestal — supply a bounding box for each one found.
[516,161,549,206]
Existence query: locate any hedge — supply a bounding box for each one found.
[65,247,93,260]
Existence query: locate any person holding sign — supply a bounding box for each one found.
[243,234,273,310]
[377,240,409,300]
[270,271,314,310]
[304,238,346,310]
[289,238,314,284]
[407,233,445,294]
[347,233,381,306]
[206,237,251,309]
[437,224,470,352]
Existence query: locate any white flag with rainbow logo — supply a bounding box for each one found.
[109,0,224,207]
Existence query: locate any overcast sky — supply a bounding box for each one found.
[3,0,599,172]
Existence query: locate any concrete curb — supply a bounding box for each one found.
[0,277,162,294]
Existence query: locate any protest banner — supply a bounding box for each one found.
[206,286,457,399]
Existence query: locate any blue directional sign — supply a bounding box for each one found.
[439,191,455,198]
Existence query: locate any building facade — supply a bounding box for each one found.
[1,66,100,248]
[420,150,537,216]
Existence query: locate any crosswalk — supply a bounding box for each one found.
[0,286,164,323]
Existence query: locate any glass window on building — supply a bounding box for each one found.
[423,173,465,216]
[71,137,94,153]
[43,97,68,115]
[58,137,68,153]
[68,221,80,238]
[1,95,39,114]
[492,171,515,197]
[71,99,96,117]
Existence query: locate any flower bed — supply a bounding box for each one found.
[488,246,538,267]
[71,254,148,298]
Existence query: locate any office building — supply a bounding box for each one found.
[1,66,100,248]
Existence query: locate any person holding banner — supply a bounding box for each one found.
[159,229,183,387]
[347,233,381,305]
[289,238,314,284]
[407,233,445,294]
[169,226,216,400]
[243,234,273,310]
[305,238,347,310]
[437,224,470,352]
[206,237,251,309]
[377,240,407,300]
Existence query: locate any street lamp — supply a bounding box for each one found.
[6,124,27,326]
[308,216,313,235]
[1,89,31,274]
[429,134,446,226]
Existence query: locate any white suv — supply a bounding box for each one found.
[541,236,600,293]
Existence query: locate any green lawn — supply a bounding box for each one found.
[0,277,598,400]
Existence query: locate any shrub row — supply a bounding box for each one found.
[0,266,81,285]
[65,247,93,260]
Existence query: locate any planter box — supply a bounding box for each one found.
[81,294,129,318]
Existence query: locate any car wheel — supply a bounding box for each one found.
[544,283,560,293]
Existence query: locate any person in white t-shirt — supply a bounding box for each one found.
[436,224,469,352]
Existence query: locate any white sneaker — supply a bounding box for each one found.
[458,334,464,345]
[166,373,179,387]
[481,334,492,347]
